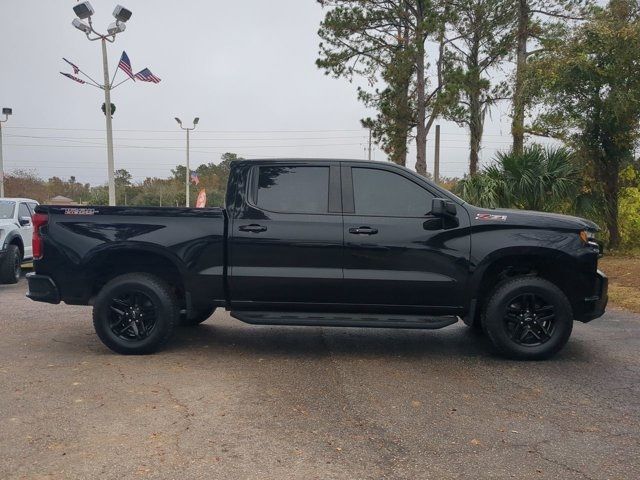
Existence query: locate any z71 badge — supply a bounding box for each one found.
[476,213,507,221]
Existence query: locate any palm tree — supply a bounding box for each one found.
[456,146,580,211]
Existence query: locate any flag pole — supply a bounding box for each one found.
[76,68,103,89]
[111,76,133,90]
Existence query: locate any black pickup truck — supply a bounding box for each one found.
[26,159,607,359]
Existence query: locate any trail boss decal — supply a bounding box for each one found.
[63,208,98,216]
[476,213,507,221]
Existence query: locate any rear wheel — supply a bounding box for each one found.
[0,245,21,284]
[93,273,178,355]
[483,277,573,360]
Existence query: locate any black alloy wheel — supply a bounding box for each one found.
[483,276,573,360]
[504,293,556,347]
[93,273,178,355]
[108,291,157,341]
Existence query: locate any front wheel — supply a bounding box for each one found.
[93,273,178,355]
[0,245,21,284]
[483,277,573,360]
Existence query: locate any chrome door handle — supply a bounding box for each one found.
[349,226,378,235]
[239,224,267,233]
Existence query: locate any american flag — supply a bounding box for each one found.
[63,58,80,74]
[190,171,200,185]
[134,68,161,84]
[118,51,135,80]
[60,72,86,84]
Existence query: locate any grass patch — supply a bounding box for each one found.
[599,255,640,314]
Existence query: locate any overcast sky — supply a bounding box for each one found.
[0,0,518,185]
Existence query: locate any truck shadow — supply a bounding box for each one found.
[167,321,592,362]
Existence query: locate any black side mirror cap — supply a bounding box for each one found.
[431,198,457,217]
[19,216,31,226]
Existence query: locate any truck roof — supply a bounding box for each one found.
[0,198,39,203]
[233,158,388,165]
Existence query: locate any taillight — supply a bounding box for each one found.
[32,213,48,260]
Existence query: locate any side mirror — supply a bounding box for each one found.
[431,198,457,217]
[19,216,31,227]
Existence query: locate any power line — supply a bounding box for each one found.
[4,125,365,133]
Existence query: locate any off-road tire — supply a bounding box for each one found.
[483,276,573,360]
[0,244,21,284]
[92,273,178,355]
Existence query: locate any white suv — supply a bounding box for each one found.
[0,198,39,284]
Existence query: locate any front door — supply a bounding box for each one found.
[341,164,470,312]
[228,162,344,308]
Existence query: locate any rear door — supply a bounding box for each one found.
[18,202,34,259]
[341,163,471,312]
[228,162,343,308]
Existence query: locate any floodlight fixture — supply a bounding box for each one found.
[113,5,133,23]
[175,117,182,126]
[2,108,12,116]
[193,117,200,126]
[73,1,95,20]
[72,18,92,34]
[107,21,126,35]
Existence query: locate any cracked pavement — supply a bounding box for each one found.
[1,277,639,479]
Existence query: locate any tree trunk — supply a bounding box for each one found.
[512,0,529,155]
[415,55,427,175]
[390,49,412,167]
[468,31,483,175]
[603,171,620,249]
[414,1,427,177]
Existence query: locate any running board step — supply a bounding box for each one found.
[230,312,458,330]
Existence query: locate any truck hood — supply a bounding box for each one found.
[471,207,599,231]
[0,219,17,228]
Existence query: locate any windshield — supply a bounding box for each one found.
[0,201,16,219]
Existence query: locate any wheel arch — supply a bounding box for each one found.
[467,247,581,327]
[83,244,188,305]
[4,232,24,259]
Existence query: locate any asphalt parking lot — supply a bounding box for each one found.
[1,277,639,480]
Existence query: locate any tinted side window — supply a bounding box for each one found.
[19,203,31,219]
[256,166,330,214]
[352,168,434,217]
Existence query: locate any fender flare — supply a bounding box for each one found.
[469,245,578,296]
[82,241,189,278]
[2,230,24,255]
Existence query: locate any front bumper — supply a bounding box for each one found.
[26,273,60,304]
[580,269,608,322]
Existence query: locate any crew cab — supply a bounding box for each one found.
[0,198,39,284]
[26,160,607,359]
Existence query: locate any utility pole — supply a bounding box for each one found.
[70,1,133,205]
[367,127,372,161]
[434,124,441,184]
[175,117,199,207]
[101,38,116,206]
[0,108,12,198]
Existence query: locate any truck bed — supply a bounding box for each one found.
[31,205,227,311]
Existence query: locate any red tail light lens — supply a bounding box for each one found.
[32,213,48,260]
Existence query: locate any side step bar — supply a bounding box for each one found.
[230,311,458,330]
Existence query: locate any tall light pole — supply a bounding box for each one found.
[0,108,12,198]
[71,2,132,206]
[175,117,199,207]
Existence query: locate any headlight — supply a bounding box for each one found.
[580,230,602,255]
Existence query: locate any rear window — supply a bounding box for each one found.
[0,201,15,219]
[256,166,329,214]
